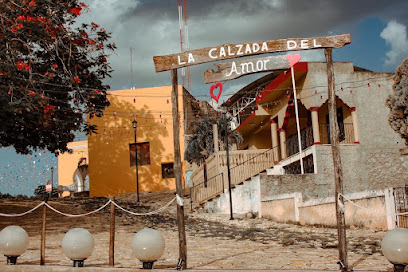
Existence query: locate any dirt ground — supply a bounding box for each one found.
[0,190,395,271]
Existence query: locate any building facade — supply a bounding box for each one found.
[191,62,408,230]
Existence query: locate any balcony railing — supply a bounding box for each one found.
[319,123,355,144]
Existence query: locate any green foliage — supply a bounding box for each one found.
[0,0,116,154]
[386,58,408,145]
[184,114,243,165]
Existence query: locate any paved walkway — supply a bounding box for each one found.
[0,194,394,271]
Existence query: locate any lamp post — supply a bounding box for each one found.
[223,113,233,220]
[132,119,140,202]
[51,167,54,197]
[381,228,408,272]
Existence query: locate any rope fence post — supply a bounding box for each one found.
[109,198,115,267]
[40,196,47,265]
[190,188,193,211]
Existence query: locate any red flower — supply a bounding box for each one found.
[17,15,26,21]
[93,90,99,93]
[72,77,81,83]
[16,61,29,71]
[91,22,99,28]
[27,16,36,22]
[88,40,95,45]
[69,6,82,16]
[28,0,36,6]
[52,64,58,68]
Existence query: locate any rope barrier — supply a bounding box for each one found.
[111,197,176,216]
[0,196,178,218]
[339,193,408,216]
[44,200,112,217]
[0,201,44,217]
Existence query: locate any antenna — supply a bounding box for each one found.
[178,0,185,88]
[183,0,191,91]
[130,47,134,89]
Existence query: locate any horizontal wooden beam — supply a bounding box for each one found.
[204,54,300,83]
[153,34,351,72]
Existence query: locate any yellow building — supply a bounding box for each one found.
[57,141,88,196]
[87,86,197,197]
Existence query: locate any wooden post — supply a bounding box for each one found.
[171,69,187,269]
[325,48,348,271]
[40,196,47,265]
[109,198,115,267]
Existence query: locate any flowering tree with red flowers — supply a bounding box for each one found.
[0,0,116,154]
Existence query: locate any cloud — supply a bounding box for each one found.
[380,20,408,67]
[81,0,407,98]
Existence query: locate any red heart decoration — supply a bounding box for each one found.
[210,82,223,103]
[285,54,301,68]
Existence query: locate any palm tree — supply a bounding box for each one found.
[185,114,242,186]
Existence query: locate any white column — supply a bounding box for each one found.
[350,107,359,144]
[270,119,279,162]
[278,128,287,159]
[310,107,321,144]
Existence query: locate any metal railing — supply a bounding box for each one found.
[394,185,408,228]
[287,126,314,157]
[190,146,279,206]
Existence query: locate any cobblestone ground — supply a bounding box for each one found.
[0,191,395,271]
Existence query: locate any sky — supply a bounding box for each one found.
[1,0,408,196]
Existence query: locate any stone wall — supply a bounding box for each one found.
[204,175,261,215]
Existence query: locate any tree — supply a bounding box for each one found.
[386,57,408,145]
[184,114,243,165]
[0,0,116,154]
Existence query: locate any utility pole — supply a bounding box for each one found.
[325,48,348,271]
[171,69,187,269]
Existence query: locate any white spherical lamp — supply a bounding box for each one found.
[131,228,165,269]
[0,225,29,265]
[381,228,408,272]
[62,228,94,267]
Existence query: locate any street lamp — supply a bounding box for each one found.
[0,226,29,265]
[131,228,165,269]
[381,228,408,272]
[132,119,140,202]
[62,228,94,267]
